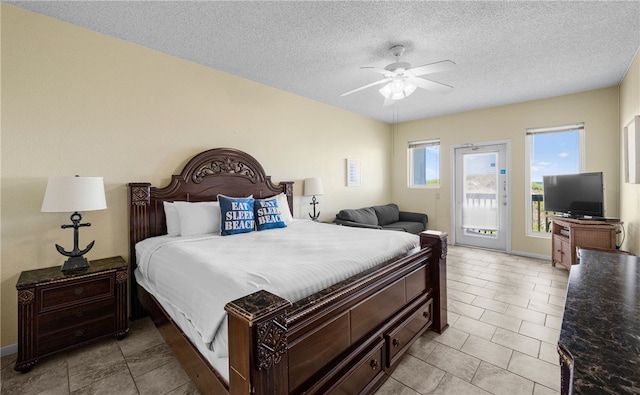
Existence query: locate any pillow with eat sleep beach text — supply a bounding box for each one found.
[218,195,255,236]
[254,196,287,231]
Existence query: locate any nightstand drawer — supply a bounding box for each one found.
[38,316,115,356]
[38,275,113,311]
[38,298,115,335]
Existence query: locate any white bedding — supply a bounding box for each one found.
[135,219,419,358]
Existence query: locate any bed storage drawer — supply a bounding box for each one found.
[325,339,385,395]
[386,296,433,367]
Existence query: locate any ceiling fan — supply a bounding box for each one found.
[341,45,456,106]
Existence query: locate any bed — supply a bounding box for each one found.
[128,147,448,394]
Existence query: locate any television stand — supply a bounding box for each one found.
[551,216,621,269]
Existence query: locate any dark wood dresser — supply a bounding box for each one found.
[14,256,128,372]
[558,248,640,394]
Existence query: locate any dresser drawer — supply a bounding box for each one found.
[38,275,114,312]
[326,340,385,395]
[386,297,433,367]
[38,298,115,335]
[37,316,115,356]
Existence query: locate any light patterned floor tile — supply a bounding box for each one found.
[519,321,560,344]
[448,300,485,320]
[505,304,546,325]
[390,354,446,394]
[426,343,481,382]
[460,335,513,369]
[472,296,509,313]
[480,310,522,332]
[425,326,470,350]
[491,327,540,357]
[452,316,497,340]
[508,351,561,391]
[431,373,492,395]
[472,360,535,395]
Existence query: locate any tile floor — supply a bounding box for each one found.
[1,245,568,395]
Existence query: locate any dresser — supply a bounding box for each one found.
[14,256,128,372]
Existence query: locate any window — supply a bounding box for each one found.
[525,123,584,235]
[409,139,440,188]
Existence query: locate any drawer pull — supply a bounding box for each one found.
[74,287,84,295]
[392,338,401,348]
[369,359,379,370]
[74,311,84,318]
[74,329,85,337]
[423,310,430,320]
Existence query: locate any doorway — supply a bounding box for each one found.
[452,142,510,252]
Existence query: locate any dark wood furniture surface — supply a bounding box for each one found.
[551,217,619,269]
[558,248,640,395]
[128,147,448,395]
[15,256,129,372]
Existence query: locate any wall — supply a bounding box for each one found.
[619,50,640,255]
[391,88,620,257]
[0,5,392,347]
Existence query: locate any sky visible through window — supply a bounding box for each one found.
[531,131,579,183]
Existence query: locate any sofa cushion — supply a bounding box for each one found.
[336,207,379,226]
[373,204,400,226]
[382,221,425,234]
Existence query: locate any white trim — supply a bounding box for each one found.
[526,123,585,134]
[1,343,18,357]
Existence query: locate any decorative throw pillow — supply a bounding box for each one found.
[275,193,294,224]
[218,195,255,236]
[254,197,287,231]
[163,201,181,236]
[173,201,221,237]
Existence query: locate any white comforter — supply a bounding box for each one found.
[135,219,419,357]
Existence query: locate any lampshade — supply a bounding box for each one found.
[303,177,324,196]
[42,176,107,213]
[379,78,417,101]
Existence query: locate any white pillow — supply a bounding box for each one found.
[174,201,221,236]
[275,193,294,224]
[163,201,181,236]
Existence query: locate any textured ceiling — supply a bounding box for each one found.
[8,1,640,124]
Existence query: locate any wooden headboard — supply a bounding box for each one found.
[128,147,294,319]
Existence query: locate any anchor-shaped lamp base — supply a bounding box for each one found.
[308,196,320,222]
[57,212,95,274]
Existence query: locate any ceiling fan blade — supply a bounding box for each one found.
[407,76,454,94]
[361,66,391,75]
[340,78,391,97]
[382,97,395,107]
[408,60,456,77]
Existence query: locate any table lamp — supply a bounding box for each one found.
[41,176,107,273]
[303,177,324,221]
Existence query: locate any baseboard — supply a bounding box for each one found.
[1,343,17,357]
[509,250,551,261]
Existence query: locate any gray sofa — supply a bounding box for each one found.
[334,203,428,234]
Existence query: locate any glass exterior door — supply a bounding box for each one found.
[454,144,508,251]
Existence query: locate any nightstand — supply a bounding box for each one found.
[14,256,129,373]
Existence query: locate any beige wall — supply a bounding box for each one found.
[0,5,392,347]
[620,51,640,255]
[390,88,621,257]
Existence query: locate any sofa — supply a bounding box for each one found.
[334,203,428,234]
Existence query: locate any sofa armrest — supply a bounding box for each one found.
[334,219,383,230]
[399,211,428,228]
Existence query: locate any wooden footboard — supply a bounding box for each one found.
[224,231,447,394]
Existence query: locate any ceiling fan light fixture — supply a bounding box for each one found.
[379,78,417,100]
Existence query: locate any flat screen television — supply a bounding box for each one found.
[542,172,604,218]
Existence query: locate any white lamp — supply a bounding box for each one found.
[303,177,324,221]
[42,176,107,273]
